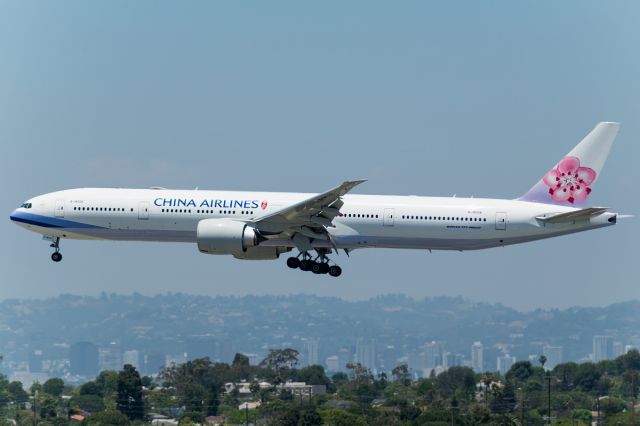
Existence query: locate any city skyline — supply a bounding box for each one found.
[2,293,637,388]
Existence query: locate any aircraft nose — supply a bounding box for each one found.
[10,209,18,222]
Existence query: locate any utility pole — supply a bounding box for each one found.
[631,373,637,426]
[547,373,551,425]
[32,389,38,426]
[596,395,600,426]
[539,355,550,425]
[519,387,525,426]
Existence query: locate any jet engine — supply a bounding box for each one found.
[196,218,289,260]
[196,219,260,255]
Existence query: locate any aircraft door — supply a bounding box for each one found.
[383,208,395,226]
[495,212,507,230]
[54,200,65,218]
[138,201,149,220]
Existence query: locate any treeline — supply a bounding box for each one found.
[0,349,638,425]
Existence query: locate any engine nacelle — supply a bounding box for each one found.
[197,219,259,255]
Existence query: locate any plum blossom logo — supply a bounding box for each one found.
[543,156,596,203]
[260,200,268,210]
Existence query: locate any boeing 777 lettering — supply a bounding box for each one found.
[10,122,622,277]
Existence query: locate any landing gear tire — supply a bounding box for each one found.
[311,262,323,274]
[286,257,300,269]
[51,252,62,262]
[328,265,342,277]
[299,259,312,271]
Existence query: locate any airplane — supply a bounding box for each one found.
[10,122,622,277]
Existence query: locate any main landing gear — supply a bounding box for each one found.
[50,237,62,262]
[286,251,342,277]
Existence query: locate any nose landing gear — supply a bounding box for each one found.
[286,251,342,277]
[49,237,62,262]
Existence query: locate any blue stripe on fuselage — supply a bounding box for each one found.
[9,211,103,229]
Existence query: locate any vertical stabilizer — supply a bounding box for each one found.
[519,122,620,207]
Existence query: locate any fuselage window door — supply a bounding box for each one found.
[138,201,149,220]
[55,200,65,218]
[495,212,507,230]
[383,208,395,226]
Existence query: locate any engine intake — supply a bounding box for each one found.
[197,219,259,255]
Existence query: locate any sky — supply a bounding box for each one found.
[1,1,639,310]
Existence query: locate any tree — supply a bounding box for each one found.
[232,353,250,367]
[299,409,323,426]
[86,409,130,425]
[435,366,476,399]
[392,364,411,386]
[7,381,28,406]
[37,393,58,419]
[506,361,534,383]
[42,378,65,398]
[616,349,640,372]
[260,348,299,371]
[180,383,207,413]
[116,364,144,420]
[574,363,601,392]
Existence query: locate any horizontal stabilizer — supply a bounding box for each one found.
[536,207,608,224]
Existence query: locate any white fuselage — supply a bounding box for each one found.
[10,188,616,252]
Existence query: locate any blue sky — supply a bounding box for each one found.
[1,1,638,310]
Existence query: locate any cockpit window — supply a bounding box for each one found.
[20,203,32,209]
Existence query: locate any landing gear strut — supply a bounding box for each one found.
[286,250,342,277]
[50,237,62,262]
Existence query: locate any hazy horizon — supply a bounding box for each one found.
[2,1,639,310]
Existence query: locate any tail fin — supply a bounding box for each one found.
[519,122,620,207]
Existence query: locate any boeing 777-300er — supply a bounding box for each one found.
[11,122,622,277]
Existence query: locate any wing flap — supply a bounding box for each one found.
[536,207,608,224]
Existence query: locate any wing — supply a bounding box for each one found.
[251,179,366,250]
[536,207,608,224]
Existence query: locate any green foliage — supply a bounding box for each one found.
[319,407,368,426]
[506,360,534,383]
[42,378,65,398]
[231,352,250,367]
[435,366,475,399]
[7,381,29,406]
[86,408,131,425]
[571,408,592,422]
[70,393,105,413]
[598,396,626,416]
[299,408,323,425]
[260,348,300,371]
[574,362,601,391]
[116,364,144,420]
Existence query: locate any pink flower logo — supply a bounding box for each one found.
[260,201,268,210]
[543,156,596,203]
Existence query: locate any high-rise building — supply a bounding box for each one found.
[625,345,638,354]
[497,354,516,376]
[123,350,141,370]
[99,342,122,371]
[325,356,339,372]
[612,342,624,359]
[70,342,99,376]
[383,345,397,372]
[593,336,614,362]
[423,342,443,369]
[471,342,484,372]
[303,339,319,366]
[355,338,376,370]
[543,345,563,370]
